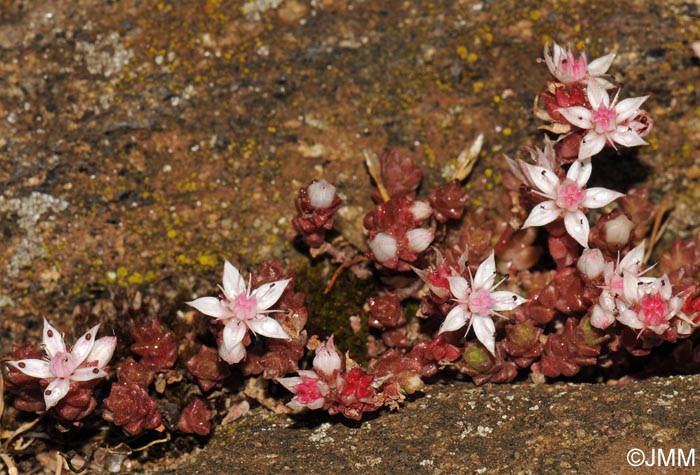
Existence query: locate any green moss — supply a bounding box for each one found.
[294,259,374,363]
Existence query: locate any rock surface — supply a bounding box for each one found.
[1,0,700,473]
[171,376,700,475]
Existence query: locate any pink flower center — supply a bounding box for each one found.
[559,52,588,82]
[593,105,617,133]
[556,182,586,212]
[640,293,668,327]
[230,293,257,321]
[295,378,324,404]
[50,351,76,378]
[468,288,494,315]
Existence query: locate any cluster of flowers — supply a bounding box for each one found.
[4,43,700,456]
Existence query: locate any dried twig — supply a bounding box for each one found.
[0,370,5,426]
[363,150,391,202]
[644,197,673,264]
[0,452,18,475]
[323,256,367,294]
[3,417,42,450]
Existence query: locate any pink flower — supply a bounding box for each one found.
[544,42,615,91]
[439,252,527,355]
[187,261,291,364]
[7,318,116,409]
[520,159,624,248]
[276,335,340,411]
[277,336,341,411]
[617,274,685,335]
[557,88,649,159]
[277,336,382,419]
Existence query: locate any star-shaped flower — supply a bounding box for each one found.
[557,87,649,159]
[520,159,624,248]
[187,261,291,364]
[544,42,615,92]
[617,273,684,335]
[438,252,527,355]
[7,318,116,409]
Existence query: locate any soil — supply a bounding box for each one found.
[1,0,700,473]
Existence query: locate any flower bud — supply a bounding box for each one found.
[313,335,342,377]
[405,228,433,253]
[307,179,337,209]
[577,248,605,280]
[590,304,615,330]
[369,233,398,263]
[409,201,433,221]
[604,214,634,246]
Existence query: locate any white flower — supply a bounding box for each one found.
[544,42,615,92]
[8,318,116,409]
[520,159,624,248]
[187,261,291,364]
[557,88,649,159]
[438,252,527,355]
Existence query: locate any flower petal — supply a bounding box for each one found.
[505,156,526,184]
[84,336,117,368]
[566,158,592,188]
[618,309,643,330]
[581,187,624,209]
[72,366,106,381]
[578,131,607,159]
[557,106,593,130]
[44,378,70,409]
[472,251,496,291]
[220,321,247,364]
[587,86,610,109]
[187,296,229,319]
[609,128,647,148]
[564,210,590,248]
[439,305,469,334]
[8,359,52,379]
[619,241,645,273]
[71,323,99,367]
[591,304,615,330]
[447,275,470,300]
[491,291,527,311]
[248,316,290,340]
[622,273,641,304]
[43,318,66,358]
[222,261,246,300]
[253,278,291,312]
[223,320,246,348]
[276,376,303,393]
[522,200,560,228]
[615,96,648,123]
[586,52,615,76]
[522,163,560,197]
[472,315,496,356]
